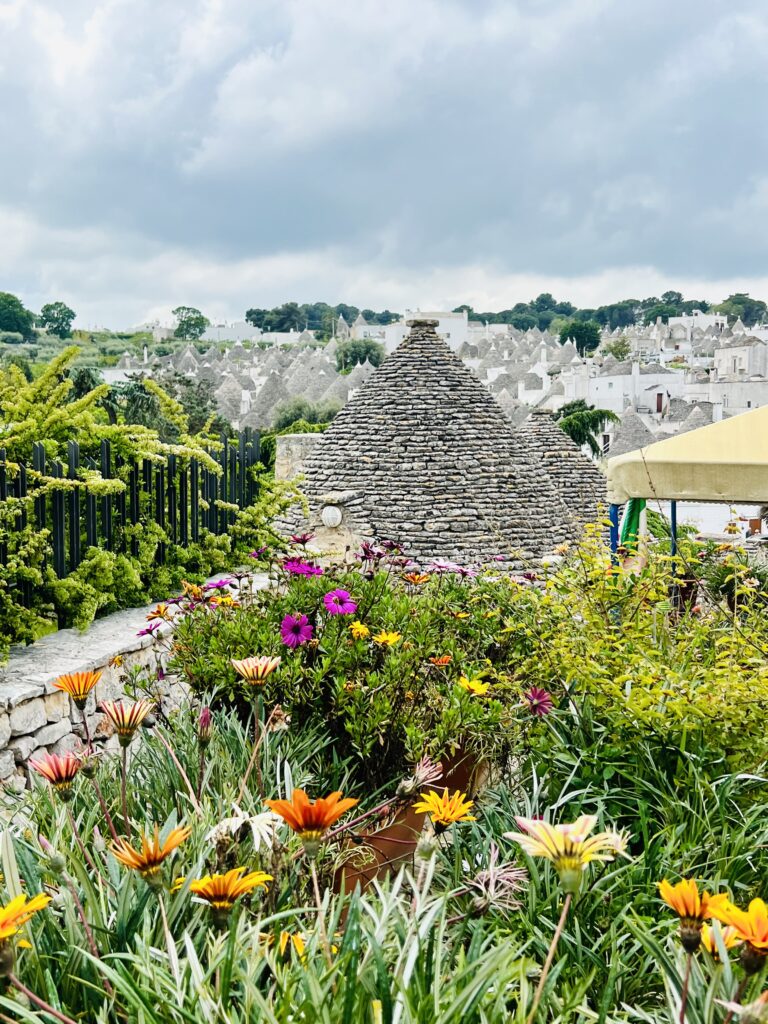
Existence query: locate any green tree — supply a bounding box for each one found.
[39,300,76,338]
[642,302,680,325]
[554,399,619,457]
[172,306,210,341]
[603,337,632,361]
[714,293,768,328]
[268,302,303,332]
[0,292,35,340]
[272,397,341,430]
[336,338,385,372]
[559,320,600,356]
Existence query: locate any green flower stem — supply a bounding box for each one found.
[237,703,276,804]
[9,973,78,1024]
[120,745,129,835]
[526,892,572,1024]
[154,730,201,813]
[65,807,102,881]
[723,977,749,1024]
[91,777,120,844]
[309,858,333,970]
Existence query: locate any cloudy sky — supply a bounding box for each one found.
[1,0,767,328]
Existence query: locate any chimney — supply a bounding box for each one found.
[712,401,723,423]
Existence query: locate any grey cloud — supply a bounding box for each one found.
[1,0,767,322]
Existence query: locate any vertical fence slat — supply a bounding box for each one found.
[219,436,229,533]
[32,444,46,534]
[128,462,140,557]
[155,465,166,564]
[84,456,97,549]
[179,467,188,547]
[115,454,127,553]
[0,450,7,567]
[67,441,81,571]
[190,459,200,543]
[100,440,113,550]
[51,461,66,577]
[16,464,32,607]
[167,455,177,545]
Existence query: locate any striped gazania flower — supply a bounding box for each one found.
[99,699,153,747]
[504,815,628,894]
[29,752,81,802]
[189,867,272,926]
[658,879,731,952]
[52,670,101,709]
[231,656,281,684]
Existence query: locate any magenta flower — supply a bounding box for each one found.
[197,706,213,746]
[283,559,324,577]
[203,578,234,591]
[249,546,268,559]
[280,613,314,648]
[137,621,161,637]
[290,532,315,546]
[524,687,553,717]
[323,589,358,616]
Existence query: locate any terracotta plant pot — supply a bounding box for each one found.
[334,745,487,895]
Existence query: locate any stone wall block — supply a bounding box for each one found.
[34,720,72,749]
[0,715,10,750]
[44,692,69,723]
[10,698,47,737]
[9,735,41,763]
[0,750,16,780]
[52,733,80,756]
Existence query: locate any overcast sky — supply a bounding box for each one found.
[1,0,767,328]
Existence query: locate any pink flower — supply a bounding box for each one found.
[197,707,213,746]
[524,687,553,717]
[249,546,268,559]
[137,621,161,637]
[280,614,314,648]
[323,589,358,616]
[290,532,315,546]
[283,559,324,577]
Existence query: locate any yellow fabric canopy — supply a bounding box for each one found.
[606,405,768,503]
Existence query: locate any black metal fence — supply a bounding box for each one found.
[0,430,261,601]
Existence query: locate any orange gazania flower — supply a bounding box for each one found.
[189,867,272,923]
[710,898,768,972]
[265,789,358,856]
[658,879,730,952]
[147,603,172,622]
[53,670,101,709]
[182,581,204,601]
[403,573,431,586]
[111,824,191,885]
[29,752,81,801]
[429,655,452,667]
[231,656,281,683]
[99,699,153,747]
[0,894,51,944]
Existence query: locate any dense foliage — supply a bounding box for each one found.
[3,533,768,1021]
[0,348,295,658]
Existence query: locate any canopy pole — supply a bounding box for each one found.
[670,500,678,558]
[609,504,620,559]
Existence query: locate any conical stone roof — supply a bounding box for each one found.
[516,411,606,529]
[609,409,656,457]
[285,320,576,565]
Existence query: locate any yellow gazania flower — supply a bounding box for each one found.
[279,930,307,958]
[231,656,281,683]
[504,815,627,894]
[450,611,470,619]
[189,867,272,925]
[700,923,742,958]
[182,581,204,601]
[52,670,102,709]
[111,824,191,887]
[658,879,731,952]
[0,894,51,944]
[349,621,370,640]
[412,789,476,833]
[458,676,490,696]
[109,654,124,669]
[373,631,401,646]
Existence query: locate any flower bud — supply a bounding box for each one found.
[415,835,438,862]
[197,707,213,747]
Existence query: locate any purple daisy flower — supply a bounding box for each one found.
[280,613,314,648]
[323,589,358,616]
[283,559,324,577]
[524,687,554,717]
[290,532,315,546]
[137,621,161,637]
[249,546,268,559]
[203,578,233,591]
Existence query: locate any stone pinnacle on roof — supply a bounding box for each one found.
[281,319,578,565]
[516,410,606,529]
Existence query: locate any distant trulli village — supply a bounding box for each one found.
[108,305,768,458]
